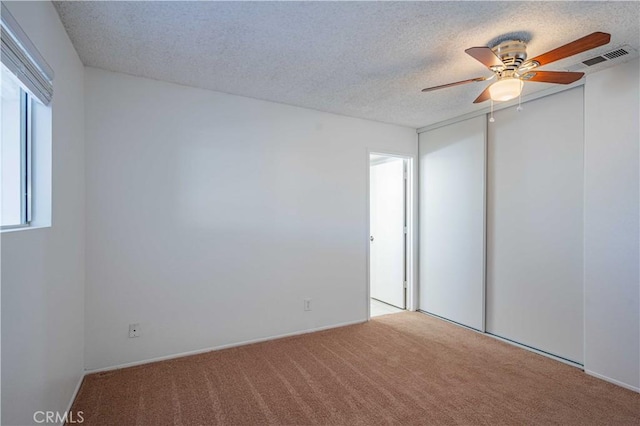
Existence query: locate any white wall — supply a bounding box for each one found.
[84,67,417,370]
[584,59,640,391]
[1,1,85,425]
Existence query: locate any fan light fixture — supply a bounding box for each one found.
[421,32,611,105]
[488,78,523,102]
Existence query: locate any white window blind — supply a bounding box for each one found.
[1,3,53,105]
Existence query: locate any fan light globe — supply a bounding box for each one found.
[489,78,523,102]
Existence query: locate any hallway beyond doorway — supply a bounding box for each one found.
[371,298,404,317]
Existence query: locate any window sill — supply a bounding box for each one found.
[1,223,50,234]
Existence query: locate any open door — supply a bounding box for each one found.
[370,155,406,309]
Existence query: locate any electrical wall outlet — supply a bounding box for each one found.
[129,323,140,338]
[304,298,312,311]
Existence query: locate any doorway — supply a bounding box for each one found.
[369,153,410,317]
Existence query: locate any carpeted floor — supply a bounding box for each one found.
[71,312,640,425]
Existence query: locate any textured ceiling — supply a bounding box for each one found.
[53,1,639,128]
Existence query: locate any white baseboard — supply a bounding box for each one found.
[585,369,640,393]
[85,319,367,374]
[61,371,86,426]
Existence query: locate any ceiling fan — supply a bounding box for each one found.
[421,32,611,103]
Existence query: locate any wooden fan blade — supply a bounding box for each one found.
[465,47,504,68]
[422,77,488,92]
[525,70,584,84]
[473,85,492,103]
[528,32,611,67]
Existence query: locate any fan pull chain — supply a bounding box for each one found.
[489,99,495,123]
[517,88,523,112]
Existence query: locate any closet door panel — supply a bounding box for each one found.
[486,87,584,363]
[419,116,486,331]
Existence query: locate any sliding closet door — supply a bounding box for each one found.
[419,116,485,331]
[486,87,584,363]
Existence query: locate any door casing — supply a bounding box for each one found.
[367,150,416,319]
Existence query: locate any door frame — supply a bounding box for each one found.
[367,150,417,320]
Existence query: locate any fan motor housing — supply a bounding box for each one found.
[491,40,528,75]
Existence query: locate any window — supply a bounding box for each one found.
[1,3,54,231]
[1,63,31,228]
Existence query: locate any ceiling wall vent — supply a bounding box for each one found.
[565,44,638,72]
[582,56,607,66]
[603,48,629,60]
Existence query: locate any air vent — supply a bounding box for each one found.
[567,44,637,71]
[603,48,629,59]
[583,56,607,66]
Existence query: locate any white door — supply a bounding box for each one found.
[486,87,584,363]
[419,115,486,331]
[370,156,405,309]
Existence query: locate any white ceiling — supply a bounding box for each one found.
[53,1,639,128]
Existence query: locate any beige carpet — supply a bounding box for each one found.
[71,312,640,425]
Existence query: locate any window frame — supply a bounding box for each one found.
[1,87,32,230]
